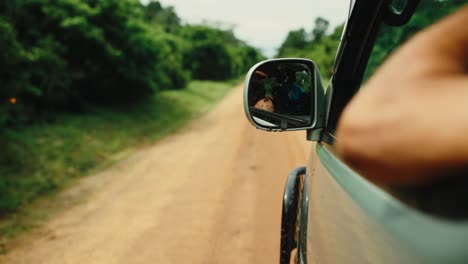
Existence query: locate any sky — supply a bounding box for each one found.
[142,0,350,57]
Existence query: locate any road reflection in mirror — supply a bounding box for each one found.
[247,60,314,130]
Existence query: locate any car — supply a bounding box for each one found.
[243,0,468,263]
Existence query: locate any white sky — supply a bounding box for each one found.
[142,0,350,57]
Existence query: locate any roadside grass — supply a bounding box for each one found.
[0,80,238,245]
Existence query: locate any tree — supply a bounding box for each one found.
[277,28,309,57]
[182,25,263,80]
[144,1,181,33]
[363,0,466,81]
[277,22,343,80]
[0,0,261,128]
[312,17,330,42]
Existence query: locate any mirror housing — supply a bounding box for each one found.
[243,58,325,133]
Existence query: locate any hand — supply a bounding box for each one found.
[336,6,468,185]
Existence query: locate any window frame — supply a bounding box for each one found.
[323,0,390,141]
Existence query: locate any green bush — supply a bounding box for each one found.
[0,80,234,215]
[0,0,262,127]
[0,0,263,216]
[364,0,466,81]
[277,22,343,81]
[182,25,264,80]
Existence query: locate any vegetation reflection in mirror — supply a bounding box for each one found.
[247,60,315,130]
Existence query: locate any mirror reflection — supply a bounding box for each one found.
[247,60,314,130]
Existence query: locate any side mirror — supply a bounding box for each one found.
[243,58,324,131]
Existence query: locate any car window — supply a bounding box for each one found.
[362,0,466,84]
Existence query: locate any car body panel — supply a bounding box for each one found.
[305,143,468,263]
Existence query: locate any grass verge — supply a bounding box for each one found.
[0,80,238,246]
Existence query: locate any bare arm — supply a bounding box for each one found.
[336,6,468,185]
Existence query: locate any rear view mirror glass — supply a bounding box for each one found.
[244,59,317,131]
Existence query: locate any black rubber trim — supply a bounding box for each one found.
[280,166,307,264]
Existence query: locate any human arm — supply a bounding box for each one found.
[336,6,468,185]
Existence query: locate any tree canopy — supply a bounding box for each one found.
[277,0,465,85]
[0,0,264,128]
[277,17,343,81]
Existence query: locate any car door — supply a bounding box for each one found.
[305,0,468,263]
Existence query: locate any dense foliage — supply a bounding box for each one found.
[278,0,466,84]
[364,0,466,81]
[0,0,263,215]
[277,17,343,82]
[0,0,263,128]
[182,25,263,80]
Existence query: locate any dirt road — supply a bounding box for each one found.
[1,84,311,264]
